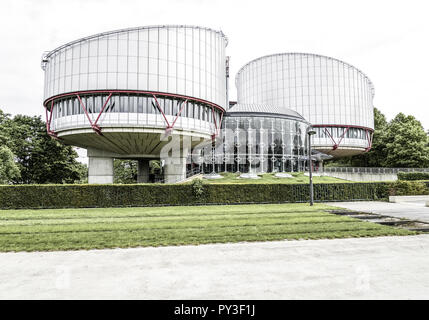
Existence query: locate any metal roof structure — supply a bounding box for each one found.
[225,103,307,121]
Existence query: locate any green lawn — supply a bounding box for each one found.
[0,203,415,252]
[198,172,350,184]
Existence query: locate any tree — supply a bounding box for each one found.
[113,160,162,183]
[382,113,429,168]
[150,160,161,174]
[0,110,10,124]
[426,130,429,148]
[114,160,137,184]
[76,163,88,183]
[0,110,86,184]
[0,146,20,184]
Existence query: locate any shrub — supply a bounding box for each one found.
[397,172,429,181]
[191,178,205,198]
[0,181,427,210]
[387,180,429,196]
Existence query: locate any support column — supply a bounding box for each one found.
[163,148,188,184]
[87,148,115,184]
[137,159,150,183]
[88,157,114,184]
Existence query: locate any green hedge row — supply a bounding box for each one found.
[1,180,427,209]
[397,172,429,181]
[387,180,429,196]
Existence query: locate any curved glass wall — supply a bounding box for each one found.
[315,126,367,140]
[235,53,375,155]
[43,25,228,110]
[48,92,222,136]
[197,114,309,173]
[312,126,372,151]
[42,25,227,142]
[236,53,374,129]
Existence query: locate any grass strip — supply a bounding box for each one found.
[0,203,415,252]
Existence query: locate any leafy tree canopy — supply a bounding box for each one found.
[113,160,161,183]
[0,146,20,184]
[0,110,87,184]
[114,160,137,184]
[383,113,429,168]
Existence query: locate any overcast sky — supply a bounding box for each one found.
[1,0,428,134]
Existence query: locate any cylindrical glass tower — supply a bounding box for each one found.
[235,53,375,157]
[41,25,228,183]
[41,25,228,155]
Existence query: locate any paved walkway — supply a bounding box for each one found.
[326,201,429,223]
[1,235,429,299]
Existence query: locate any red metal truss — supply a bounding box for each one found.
[321,127,350,150]
[43,90,225,138]
[44,90,225,113]
[94,93,113,127]
[312,124,374,152]
[211,106,217,141]
[323,127,337,146]
[152,96,189,136]
[45,100,58,139]
[211,111,224,141]
[76,93,113,135]
[151,94,171,130]
[365,130,374,152]
[335,127,350,150]
[76,94,101,135]
[170,99,188,129]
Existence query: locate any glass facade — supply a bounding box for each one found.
[43,25,228,109]
[197,105,309,173]
[42,27,376,175]
[43,26,227,138]
[235,53,375,153]
[48,93,222,135]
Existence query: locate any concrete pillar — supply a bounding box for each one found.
[88,156,114,184]
[87,148,115,184]
[163,148,188,184]
[137,159,150,183]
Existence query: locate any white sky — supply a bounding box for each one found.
[0,0,428,155]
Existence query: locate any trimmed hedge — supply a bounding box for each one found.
[397,172,429,181]
[1,180,426,210]
[387,180,429,196]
